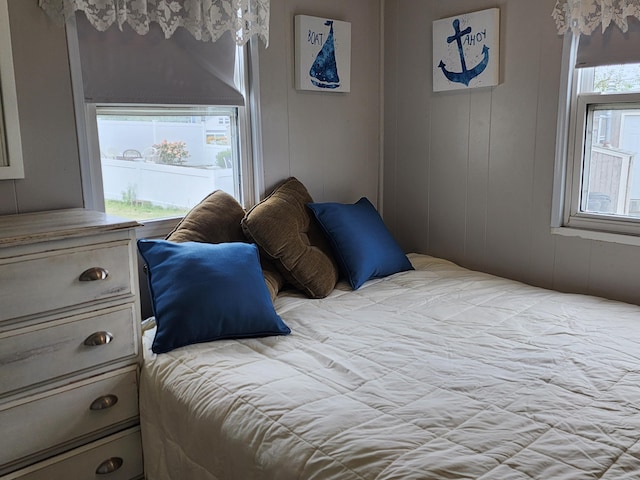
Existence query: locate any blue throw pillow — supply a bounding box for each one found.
[307,197,414,289]
[137,240,290,354]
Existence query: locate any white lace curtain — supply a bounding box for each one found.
[553,0,640,35]
[39,0,270,46]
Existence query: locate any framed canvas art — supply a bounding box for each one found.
[295,15,351,93]
[433,8,500,92]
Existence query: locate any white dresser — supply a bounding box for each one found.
[0,209,144,480]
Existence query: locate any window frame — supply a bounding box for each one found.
[553,33,640,242]
[66,18,262,237]
[565,92,640,235]
[92,104,243,220]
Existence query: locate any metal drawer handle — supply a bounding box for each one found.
[90,394,119,411]
[96,457,123,475]
[83,331,114,346]
[79,267,109,282]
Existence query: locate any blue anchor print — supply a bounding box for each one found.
[438,18,490,86]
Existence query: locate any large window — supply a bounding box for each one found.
[68,14,259,228]
[567,64,640,232]
[556,31,640,237]
[94,106,242,221]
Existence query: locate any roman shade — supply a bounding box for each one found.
[75,13,244,105]
[575,17,640,68]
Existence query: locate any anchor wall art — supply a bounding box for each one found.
[295,15,351,93]
[432,8,500,92]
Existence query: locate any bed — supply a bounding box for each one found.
[137,180,640,479]
[140,252,640,480]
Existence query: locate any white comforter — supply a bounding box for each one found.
[140,254,640,479]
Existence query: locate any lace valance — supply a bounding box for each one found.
[39,0,269,46]
[553,0,640,35]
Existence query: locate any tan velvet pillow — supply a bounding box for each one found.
[166,190,247,244]
[166,190,284,300]
[241,177,339,298]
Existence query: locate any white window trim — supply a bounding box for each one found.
[66,17,264,238]
[567,93,640,232]
[66,16,103,212]
[246,36,265,205]
[552,33,640,243]
[237,38,264,208]
[551,225,640,246]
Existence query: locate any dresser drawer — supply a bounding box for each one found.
[0,241,134,322]
[0,368,139,469]
[0,427,143,480]
[0,304,138,396]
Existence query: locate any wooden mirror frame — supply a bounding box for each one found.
[0,0,24,180]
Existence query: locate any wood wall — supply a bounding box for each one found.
[383,0,640,305]
[258,0,381,204]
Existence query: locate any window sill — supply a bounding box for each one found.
[551,226,640,246]
[135,217,181,240]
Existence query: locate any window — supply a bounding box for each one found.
[68,13,260,228]
[567,65,640,232]
[95,106,241,221]
[556,29,640,237]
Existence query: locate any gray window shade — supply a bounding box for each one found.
[576,18,640,68]
[75,13,244,106]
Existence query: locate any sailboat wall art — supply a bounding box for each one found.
[433,8,500,92]
[295,15,351,93]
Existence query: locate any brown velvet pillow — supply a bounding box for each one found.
[166,190,284,300]
[166,190,246,244]
[241,177,339,298]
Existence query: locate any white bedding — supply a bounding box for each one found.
[140,254,640,479]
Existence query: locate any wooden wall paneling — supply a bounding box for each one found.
[484,1,539,280]
[528,1,565,290]
[551,234,592,294]
[464,89,492,272]
[0,184,17,215]
[428,91,470,263]
[260,0,380,206]
[587,241,640,304]
[287,92,331,196]
[335,0,381,205]
[383,0,640,305]
[381,0,399,228]
[389,0,432,254]
[258,0,292,193]
[0,0,82,214]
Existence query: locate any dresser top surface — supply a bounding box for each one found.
[0,209,140,247]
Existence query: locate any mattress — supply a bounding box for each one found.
[139,253,640,479]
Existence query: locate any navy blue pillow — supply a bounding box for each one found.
[308,197,414,289]
[137,240,290,354]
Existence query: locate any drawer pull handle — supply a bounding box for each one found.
[83,331,114,346]
[79,267,109,281]
[90,394,119,411]
[96,457,123,475]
